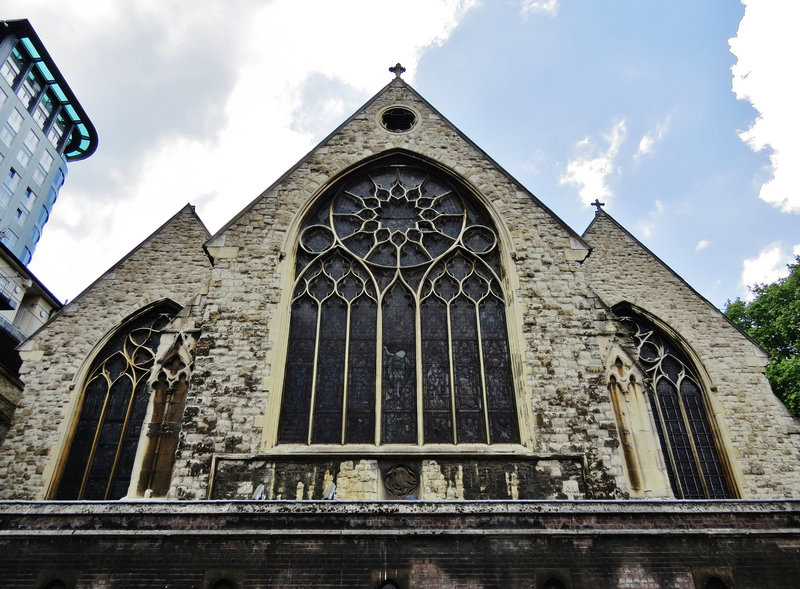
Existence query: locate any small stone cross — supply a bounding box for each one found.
[389,63,406,78]
[591,199,606,212]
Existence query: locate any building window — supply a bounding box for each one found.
[615,305,730,499]
[0,46,25,86]
[32,166,45,186]
[1,168,22,206]
[16,146,32,167]
[0,228,19,249]
[46,186,58,208]
[33,90,56,128]
[40,150,55,172]
[33,150,55,185]
[0,87,7,107]
[53,168,65,189]
[55,304,179,499]
[48,111,71,150]
[37,206,49,227]
[21,187,37,211]
[8,108,24,132]
[381,107,417,132]
[277,156,519,445]
[16,130,39,168]
[17,67,44,109]
[0,108,24,147]
[14,206,28,224]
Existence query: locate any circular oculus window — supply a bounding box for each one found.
[380,107,417,133]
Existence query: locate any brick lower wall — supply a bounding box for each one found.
[1,500,798,588]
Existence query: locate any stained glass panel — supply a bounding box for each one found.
[451,298,485,443]
[278,297,317,443]
[312,296,347,443]
[279,158,518,447]
[346,296,377,443]
[382,284,417,444]
[56,306,176,500]
[421,297,452,443]
[617,307,730,498]
[481,297,519,443]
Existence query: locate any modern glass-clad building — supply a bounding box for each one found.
[0,19,97,264]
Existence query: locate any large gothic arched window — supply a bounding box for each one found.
[615,305,730,498]
[55,302,178,499]
[278,156,519,446]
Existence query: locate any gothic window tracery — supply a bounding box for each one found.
[55,303,178,500]
[277,157,519,445]
[615,305,730,499]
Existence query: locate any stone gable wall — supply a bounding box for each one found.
[582,212,800,498]
[173,82,629,499]
[0,207,211,499]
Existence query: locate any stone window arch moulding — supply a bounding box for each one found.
[47,299,187,500]
[263,151,529,450]
[612,302,738,499]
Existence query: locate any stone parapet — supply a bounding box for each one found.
[1,500,799,588]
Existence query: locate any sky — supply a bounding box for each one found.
[4,0,799,308]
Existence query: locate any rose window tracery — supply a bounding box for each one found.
[279,159,519,446]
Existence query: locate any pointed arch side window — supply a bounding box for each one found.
[615,304,730,499]
[55,302,179,500]
[277,157,519,445]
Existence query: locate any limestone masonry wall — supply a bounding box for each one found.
[3,81,798,504]
[0,206,211,499]
[582,212,800,497]
[174,82,628,500]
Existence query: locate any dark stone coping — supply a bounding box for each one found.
[1,500,798,537]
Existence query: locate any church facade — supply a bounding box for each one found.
[1,76,799,588]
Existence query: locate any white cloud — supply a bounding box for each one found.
[560,120,626,207]
[696,240,710,251]
[739,243,800,299]
[730,1,800,213]
[636,200,664,239]
[14,0,479,299]
[521,0,559,18]
[635,115,671,159]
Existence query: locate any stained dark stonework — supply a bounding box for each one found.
[437,458,586,500]
[208,456,591,501]
[211,458,342,500]
[1,501,799,588]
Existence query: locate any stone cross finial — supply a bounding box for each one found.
[591,199,606,212]
[389,63,406,78]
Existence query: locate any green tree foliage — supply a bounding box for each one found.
[725,257,800,417]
